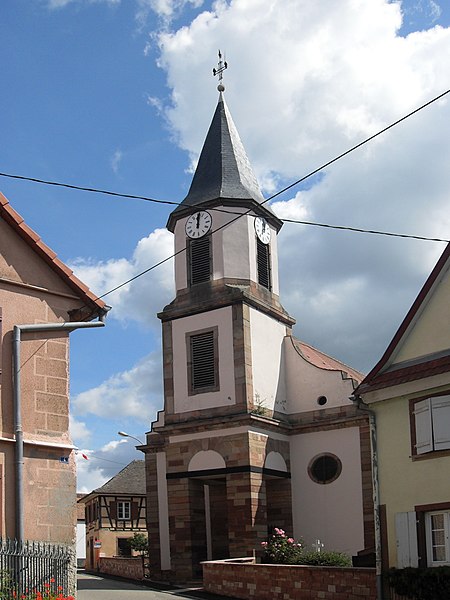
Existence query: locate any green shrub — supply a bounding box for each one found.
[300,549,352,567]
[387,566,450,600]
[260,528,351,567]
[129,532,149,555]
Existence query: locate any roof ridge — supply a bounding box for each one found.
[0,191,106,316]
[356,241,450,391]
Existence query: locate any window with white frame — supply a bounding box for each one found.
[117,501,131,520]
[413,395,450,455]
[426,511,450,566]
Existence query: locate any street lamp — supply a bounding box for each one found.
[118,431,144,445]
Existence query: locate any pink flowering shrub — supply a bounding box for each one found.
[261,528,304,564]
[261,528,352,566]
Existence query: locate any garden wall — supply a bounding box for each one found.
[202,558,376,600]
[98,557,144,580]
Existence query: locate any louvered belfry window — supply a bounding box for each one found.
[189,237,211,286]
[189,329,218,393]
[257,238,271,289]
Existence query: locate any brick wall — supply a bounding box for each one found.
[203,559,376,600]
[98,557,144,580]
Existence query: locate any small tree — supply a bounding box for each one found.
[129,533,149,576]
[129,532,148,555]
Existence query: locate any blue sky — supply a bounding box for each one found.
[2,0,450,490]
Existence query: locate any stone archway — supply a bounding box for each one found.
[187,451,229,570]
[264,452,293,536]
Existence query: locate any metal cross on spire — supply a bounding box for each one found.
[212,49,228,91]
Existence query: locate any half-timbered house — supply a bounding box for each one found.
[80,460,147,570]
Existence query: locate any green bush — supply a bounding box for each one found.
[129,532,149,555]
[260,528,351,567]
[387,566,450,600]
[300,549,352,567]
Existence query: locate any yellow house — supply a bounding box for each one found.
[355,242,450,570]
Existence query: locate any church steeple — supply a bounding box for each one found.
[167,92,281,232]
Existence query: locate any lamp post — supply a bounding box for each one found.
[118,431,144,445]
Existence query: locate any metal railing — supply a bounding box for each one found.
[0,538,71,597]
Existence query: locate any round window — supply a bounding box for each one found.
[308,453,342,484]
[317,395,328,406]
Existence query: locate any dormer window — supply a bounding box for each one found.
[188,237,211,286]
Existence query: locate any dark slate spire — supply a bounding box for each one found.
[184,92,264,205]
[167,92,280,232]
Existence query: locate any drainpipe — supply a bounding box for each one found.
[13,315,106,541]
[352,395,383,600]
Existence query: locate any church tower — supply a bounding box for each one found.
[144,59,372,583]
[144,66,296,581]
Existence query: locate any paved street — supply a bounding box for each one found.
[77,571,230,600]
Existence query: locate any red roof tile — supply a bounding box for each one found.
[0,191,106,316]
[357,354,450,393]
[291,338,364,383]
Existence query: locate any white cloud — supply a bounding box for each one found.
[47,0,120,8]
[72,350,162,421]
[69,227,174,328]
[76,454,110,494]
[149,0,450,371]
[136,0,203,24]
[75,440,144,492]
[111,149,123,174]
[69,415,91,445]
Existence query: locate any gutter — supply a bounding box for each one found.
[13,314,106,541]
[352,395,383,600]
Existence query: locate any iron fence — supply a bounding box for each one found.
[0,538,71,597]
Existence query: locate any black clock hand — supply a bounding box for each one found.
[196,212,201,228]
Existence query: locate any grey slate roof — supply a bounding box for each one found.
[167,92,279,231]
[91,460,145,496]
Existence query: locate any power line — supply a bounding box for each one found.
[1,87,449,213]
[0,172,178,206]
[94,89,450,300]
[263,87,450,203]
[2,88,449,302]
[282,218,449,243]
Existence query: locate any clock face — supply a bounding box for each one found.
[185,211,212,239]
[254,216,271,244]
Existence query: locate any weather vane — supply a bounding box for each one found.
[212,49,227,91]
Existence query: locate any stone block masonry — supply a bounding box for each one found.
[203,560,376,600]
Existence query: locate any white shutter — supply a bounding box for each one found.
[414,398,433,454]
[431,395,450,452]
[396,512,419,568]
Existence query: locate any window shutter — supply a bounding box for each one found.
[395,512,419,568]
[431,395,450,452]
[191,331,216,390]
[257,238,271,289]
[109,501,117,520]
[131,501,139,521]
[414,399,433,454]
[189,237,211,285]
